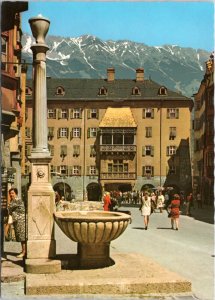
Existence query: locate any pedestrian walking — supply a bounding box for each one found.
[8,188,26,258]
[168,194,181,230]
[140,191,151,230]
[186,192,194,216]
[157,191,165,213]
[196,192,203,208]
[103,192,111,211]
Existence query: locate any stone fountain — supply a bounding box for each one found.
[54,210,131,268]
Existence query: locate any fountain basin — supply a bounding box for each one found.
[54,210,131,268]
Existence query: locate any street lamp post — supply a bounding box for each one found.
[25,15,60,274]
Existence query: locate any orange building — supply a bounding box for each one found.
[193,54,214,204]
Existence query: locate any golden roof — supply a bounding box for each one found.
[99,107,137,127]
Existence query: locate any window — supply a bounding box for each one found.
[142,145,154,156]
[71,128,81,138]
[145,127,152,138]
[25,86,32,95]
[102,133,112,144]
[90,145,96,157]
[88,128,97,138]
[167,146,177,156]
[113,133,123,144]
[71,108,82,119]
[48,109,56,119]
[88,166,97,175]
[56,86,65,95]
[24,165,30,175]
[1,36,8,71]
[87,109,98,119]
[58,128,69,138]
[72,165,81,176]
[48,144,54,156]
[60,145,67,158]
[124,134,134,144]
[60,109,68,119]
[108,160,128,173]
[73,145,80,156]
[60,165,68,176]
[168,165,176,175]
[25,127,31,138]
[132,86,141,95]
[142,166,154,177]
[169,127,176,140]
[158,86,167,95]
[48,127,54,140]
[25,144,31,156]
[143,108,154,119]
[167,108,179,119]
[98,87,107,95]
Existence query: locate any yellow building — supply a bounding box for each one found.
[24,68,193,200]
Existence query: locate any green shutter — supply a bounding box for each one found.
[142,109,145,119]
[142,146,145,156]
[142,166,145,176]
[87,128,90,138]
[151,109,154,119]
[96,109,99,119]
[87,109,90,119]
[176,109,179,119]
[167,109,170,119]
[151,146,154,157]
[70,109,73,119]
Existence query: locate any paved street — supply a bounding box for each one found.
[1,205,214,300]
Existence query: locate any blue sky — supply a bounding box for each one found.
[22,1,214,51]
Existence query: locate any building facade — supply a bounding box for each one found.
[193,54,214,205]
[1,1,28,204]
[24,68,193,200]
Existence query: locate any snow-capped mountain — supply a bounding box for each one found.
[22,33,210,97]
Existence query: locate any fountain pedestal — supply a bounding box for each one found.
[78,242,112,268]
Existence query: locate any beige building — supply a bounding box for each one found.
[24,68,193,200]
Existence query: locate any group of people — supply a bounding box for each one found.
[139,191,181,230]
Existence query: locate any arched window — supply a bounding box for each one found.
[98,87,107,96]
[56,86,65,96]
[132,86,141,95]
[158,86,167,96]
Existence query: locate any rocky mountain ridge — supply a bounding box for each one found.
[22,33,210,97]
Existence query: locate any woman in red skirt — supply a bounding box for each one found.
[168,194,181,230]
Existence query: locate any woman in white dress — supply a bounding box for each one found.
[157,191,165,213]
[140,191,151,230]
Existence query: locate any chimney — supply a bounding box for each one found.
[136,68,144,82]
[107,68,115,82]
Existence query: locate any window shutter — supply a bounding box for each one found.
[57,166,60,173]
[151,109,154,119]
[151,166,154,177]
[79,166,82,175]
[68,166,72,176]
[58,109,61,119]
[142,166,145,176]
[79,128,82,138]
[70,109,73,119]
[53,109,56,119]
[166,146,169,156]
[80,108,82,119]
[57,128,61,138]
[87,109,90,119]
[151,146,154,157]
[71,131,74,141]
[142,146,145,156]
[96,109,99,119]
[95,167,99,175]
[66,109,69,120]
[166,109,169,119]
[65,166,68,176]
[142,109,145,119]
[176,109,179,119]
[27,145,31,156]
[87,166,90,175]
[66,128,69,138]
[87,128,90,138]
[61,145,67,156]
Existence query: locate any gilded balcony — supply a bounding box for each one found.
[100,172,136,180]
[100,145,136,153]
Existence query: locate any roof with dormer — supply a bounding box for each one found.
[26,78,192,104]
